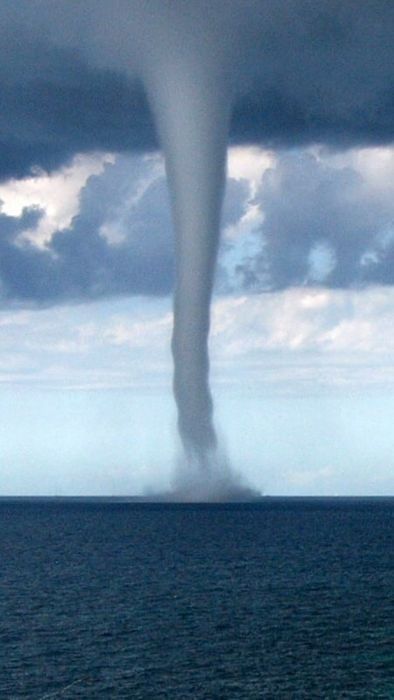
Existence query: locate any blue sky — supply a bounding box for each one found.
[0,2,393,496]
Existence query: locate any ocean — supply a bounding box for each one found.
[0,498,393,698]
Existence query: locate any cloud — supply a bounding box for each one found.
[0,153,113,245]
[230,0,394,149]
[211,287,394,356]
[0,36,156,181]
[0,3,392,307]
[209,287,394,395]
[3,287,394,393]
[0,150,258,305]
[0,297,173,390]
[226,145,394,290]
[0,154,175,303]
[0,1,392,181]
[1,143,394,306]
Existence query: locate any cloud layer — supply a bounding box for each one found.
[0,1,393,180]
[1,145,394,304]
[3,287,394,394]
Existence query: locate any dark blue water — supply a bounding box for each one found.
[0,498,393,698]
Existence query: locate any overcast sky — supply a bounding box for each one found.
[0,1,393,496]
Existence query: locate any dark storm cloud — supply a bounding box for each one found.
[230,0,394,149]
[0,1,393,180]
[0,36,156,181]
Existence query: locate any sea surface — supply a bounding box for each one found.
[0,497,393,699]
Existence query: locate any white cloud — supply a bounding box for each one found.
[227,146,275,195]
[0,153,114,246]
[1,287,394,394]
[211,287,394,355]
[223,146,273,243]
[321,145,394,193]
[104,313,172,348]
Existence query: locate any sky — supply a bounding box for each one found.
[0,1,394,496]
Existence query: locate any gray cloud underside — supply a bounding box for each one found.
[0,1,393,180]
[0,39,156,181]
